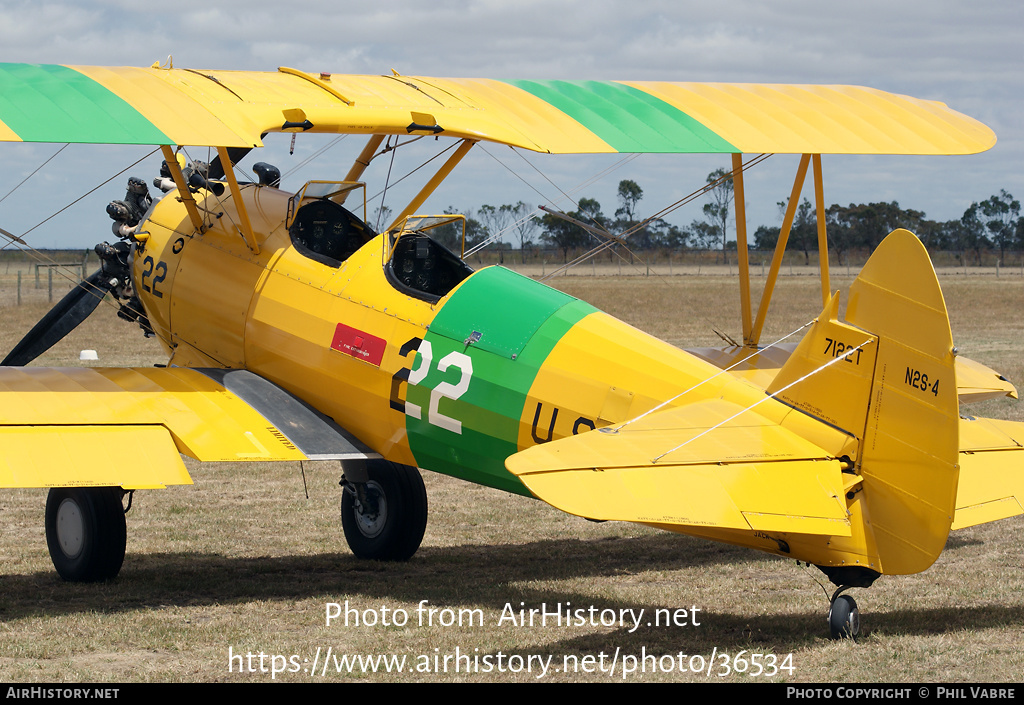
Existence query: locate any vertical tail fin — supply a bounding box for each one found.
[769,229,959,575]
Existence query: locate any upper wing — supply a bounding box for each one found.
[0,366,377,489]
[0,63,996,155]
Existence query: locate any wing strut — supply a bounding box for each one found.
[160,145,205,233]
[386,138,476,231]
[813,154,831,309]
[335,135,385,207]
[732,152,753,343]
[216,146,258,254]
[743,154,831,346]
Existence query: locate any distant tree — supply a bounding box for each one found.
[577,197,606,226]
[977,190,1020,260]
[688,219,721,251]
[648,218,687,250]
[477,204,515,244]
[825,201,924,255]
[613,180,649,249]
[508,201,539,263]
[373,205,393,232]
[753,224,781,251]
[540,198,607,263]
[702,168,734,264]
[432,207,485,254]
[915,218,946,251]
[615,179,643,222]
[477,203,516,262]
[960,203,991,266]
[776,198,817,265]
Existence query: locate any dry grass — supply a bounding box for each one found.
[0,267,1021,682]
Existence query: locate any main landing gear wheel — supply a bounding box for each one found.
[828,588,860,640]
[341,461,427,561]
[45,487,127,582]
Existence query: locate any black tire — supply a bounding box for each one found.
[828,594,860,640]
[341,461,427,561]
[45,487,126,582]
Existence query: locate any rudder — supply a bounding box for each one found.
[769,229,959,576]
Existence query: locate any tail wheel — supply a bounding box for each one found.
[45,487,126,582]
[828,593,860,640]
[341,461,427,561]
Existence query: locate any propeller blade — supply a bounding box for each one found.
[2,269,116,366]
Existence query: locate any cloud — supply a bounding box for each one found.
[0,0,1020,245]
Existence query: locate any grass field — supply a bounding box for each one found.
[0,267,1021,683]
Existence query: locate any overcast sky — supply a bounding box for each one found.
[0,0,1020,248]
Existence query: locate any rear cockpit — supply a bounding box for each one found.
[383,215,474,303]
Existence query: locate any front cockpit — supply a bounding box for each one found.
[287,181,376,268]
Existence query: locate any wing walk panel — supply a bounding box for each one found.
[194,368,379,461]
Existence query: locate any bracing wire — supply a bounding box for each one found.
[608,318,817,434]
[541,153,773,280]
[2,147,160,251]
[649,337,875,464]
[0,144,69,206]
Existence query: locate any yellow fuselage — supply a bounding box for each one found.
[132,183,878,574]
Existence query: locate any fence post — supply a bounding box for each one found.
[48,267,53,303]
[17,270,21,306]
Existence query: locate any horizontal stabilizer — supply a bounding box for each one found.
[506,399,850,536]
[955,356,1019,403]
[953,417,1024,530]
[686,345,1017,405]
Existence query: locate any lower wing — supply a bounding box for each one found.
[0,366,377,489]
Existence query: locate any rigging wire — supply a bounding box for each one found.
[366,139,459,207]
[609,318,816,433]
[375,136,398,231]
[650,337,875,464]
[505,147,655,274]
[0,147,185,358]
[0,144,69,206]
[1,147,161,251]
[542,153,773,280]
[281,134,349,180]
[465,145,647,271]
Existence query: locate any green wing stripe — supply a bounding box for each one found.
[406,268,595,495]
[506,79,737,153]
[0,64,170,144]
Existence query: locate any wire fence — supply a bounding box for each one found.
[468,247,1024,279]
[0,246,1019,308]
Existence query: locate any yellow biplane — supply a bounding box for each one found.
[0,62,1020,639]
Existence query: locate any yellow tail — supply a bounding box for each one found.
[769,229,959,577]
